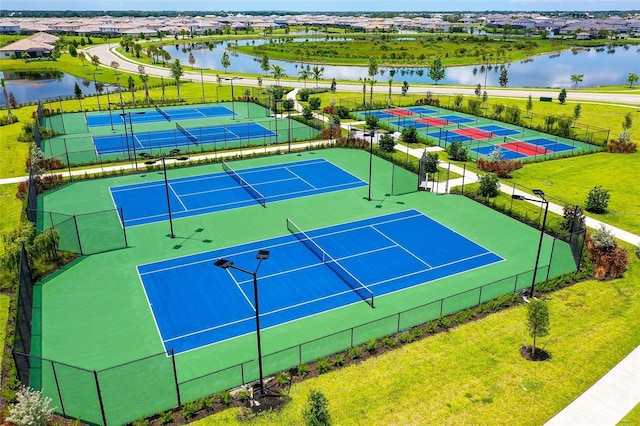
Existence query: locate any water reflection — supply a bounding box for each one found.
[0,70,101,104]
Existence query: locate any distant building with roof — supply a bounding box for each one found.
[0,32,59,58]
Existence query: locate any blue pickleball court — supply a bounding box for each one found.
[85,105,236,127]
[110,158,367,227]
[138,209,503,354]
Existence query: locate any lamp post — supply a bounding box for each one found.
[120,111,146,171]
[141,149,188,238]
[512,189,549,298]
[214,250,270,396]
[221,76,242,120]
[363,127,376,201]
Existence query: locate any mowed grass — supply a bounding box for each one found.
[510,152,640,235]
[194,257,640,425]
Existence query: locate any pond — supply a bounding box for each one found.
[169,41,640,88]
[0,70,101,105]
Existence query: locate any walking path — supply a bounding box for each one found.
[4,46,639,424]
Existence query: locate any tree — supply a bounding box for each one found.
[560,205,586,232]
[622,111,633,132]
[303,389,331,426]
[401,81,409,96]
[169,59,184,102]
[298,68,310,88]
[260,54,270,75]
[447,141,469,161]
[498,68,508,87]
[573,104,582,121]
[311,65,324,87]
[358,77,367,107]
[128,75,136,103]
[367,57,378,105]
[90,54,100,69]
[379,133,395,152]
[477,173,500,199]
[365,114,379,132]
[428,58,445,84]
[400,126,418,144]
[188,52,196,68]
[73,81,83,108]
[68,44,77,57]
[1,78,14,124]
[526,299,550,359]
[271,64,287,86]
[474,83,482,97]
[626,72,639,88]
[585,186,610,214]
[558,88,567,104]
[424,152,440,174]
[309,96,321,111]
[526,94,533,116]
[221,51,231,73]
[330,78,336,93]
[78,51,86,66]
[110,60,120,74]
[570,73,584,89]
[368,78,377,107]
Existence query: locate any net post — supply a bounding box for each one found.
[170,348,181,407]
[119,207,128,247]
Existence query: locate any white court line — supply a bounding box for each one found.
[169,183,188,212]
[369,225,433,268]
[284,166,316,189]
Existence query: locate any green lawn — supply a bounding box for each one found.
[194,257,640,425]
[510,151,640,235]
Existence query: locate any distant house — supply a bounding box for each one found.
[0,21,21,34]
[0,32,59,58]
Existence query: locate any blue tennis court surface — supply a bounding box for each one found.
[439,115,474,124]
[93,122,276,154]
[111,158,367,227]
[407,107,438,115]
[476,125,520,137]
[85,105,235,127]
[393,119,430,129]
[362,110,396,120]
[471,145,528,160]
[138,209,503,354]
[428,130,472,143]
[525,138,576,153]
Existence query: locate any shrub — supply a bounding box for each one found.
[585,186,610,214]
[476,158,522,178]
[348,346,362,360]
[365,338,378,354]
[181,401,198,419]
[303,389,331,426]
[7,387,55,426]
[609,137,637,153]
[381,336,398,348]
[586,228,629,280]
[217,390,231,405]
[336,105,350,119]
[447,141,469,161]
[411,326,425,339]
[199,396,214,411]
[399,332,414,343]
[332,353,345,367]
[477,173,500,198]
[158,411,174,425]
[276,371,291,388]
[133,418,150,426]
[316,356,331,374]
[236,389,252,402]
[560,204,586,232]
[302,105,314,120]
[378,133,395,152]
[296,363,310,378]
[400,125,419,144]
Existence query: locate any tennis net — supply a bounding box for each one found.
[154,104,171,121]
[176,122,199,145]
[286,218,374,308]
[221,161,266,207]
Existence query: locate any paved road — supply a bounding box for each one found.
[83,44,640,106]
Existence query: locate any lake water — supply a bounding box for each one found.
[0,70,100,105]
[171,41,640,88]
[2,41,639,104]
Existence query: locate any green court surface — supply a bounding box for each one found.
[32,149,577,424]
[41,102,319,166]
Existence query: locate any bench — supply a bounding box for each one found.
[539,97,553,102]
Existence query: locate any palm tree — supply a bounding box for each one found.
[128,75,136,104]
[311,65,324,87]
[388,78,393,106]
[139,73,151,104]
[358,76,367,108]
[1,78,14,123]
[369,78,377,108]
[271,64,287,86]
[298,68,310,88]
[170,59,184,102]
[368,57,379,107]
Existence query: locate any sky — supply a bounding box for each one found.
[2,0,639,12]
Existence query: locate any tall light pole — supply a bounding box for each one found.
[215,250,270,396]
[221,76,242,120]
[141,149,188,239]
[120,111,146,171]
[512,189,549,298]
[363,127,376,201]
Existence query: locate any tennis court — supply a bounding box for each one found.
[525,137,578,153]
[111,158,367,227]
[93,122,277,154]
[139,209,503,354]
[85,105,236,128]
